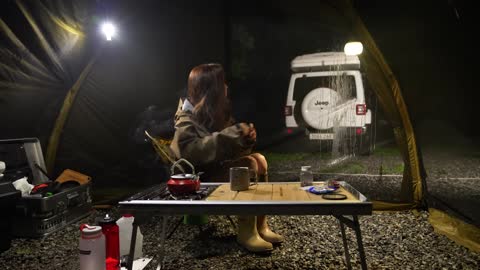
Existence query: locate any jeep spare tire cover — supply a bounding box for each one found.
[301,87,340,130]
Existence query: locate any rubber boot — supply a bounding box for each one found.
[257,215,284,244]
[236,216,273,253]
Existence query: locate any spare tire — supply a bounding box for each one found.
[301,87,340,130]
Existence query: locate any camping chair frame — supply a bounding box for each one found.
[144,130,236,238]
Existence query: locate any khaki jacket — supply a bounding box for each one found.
[170,99,253,168]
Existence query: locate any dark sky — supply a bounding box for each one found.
[355,0,477,137]
[1,0,478,186]
[225,0,478,143]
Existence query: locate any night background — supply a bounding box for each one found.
[0,0,478,202]
[1,0,478,184]
[1,0,479,269]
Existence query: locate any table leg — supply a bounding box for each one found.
[166,216,183,239]
[126,222,139,270]
[125,213,150,270]
[157,216,168,269]
[338,219,352,270]
[353,215,368,270]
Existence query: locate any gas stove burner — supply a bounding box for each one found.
[167,186,212,200]
[126,183,218,201]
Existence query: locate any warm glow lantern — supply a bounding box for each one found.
[344,41,363,56]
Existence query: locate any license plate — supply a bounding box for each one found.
[309,133,334,140]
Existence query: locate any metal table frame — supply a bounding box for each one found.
[119,182,372,270]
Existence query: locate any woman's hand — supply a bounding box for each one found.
[248,123,257,141]
[238,123,250,136]
[238,123,257,142]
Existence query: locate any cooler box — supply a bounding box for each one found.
[0,181,21,252]
[0,138,92,238]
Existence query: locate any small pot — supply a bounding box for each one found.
[167,159,201,195]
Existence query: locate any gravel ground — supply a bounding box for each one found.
[266,138,480,225]
[2,137,479,269]
[1,209,478,270]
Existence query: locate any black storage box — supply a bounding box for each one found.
[0,138,92,238]
[0,181,21,252]
[11,182,92,237]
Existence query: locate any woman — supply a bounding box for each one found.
[170,63,283,253]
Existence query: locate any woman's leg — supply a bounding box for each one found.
[249,154,283,243]
[227,155,277,251]
[249,153,267,176]
[209,156,272,252]
[210,154,282,249]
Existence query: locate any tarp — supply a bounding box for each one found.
[337,0,428,208]
[1,0,226,189]
[429,208,480,253]
[4,0,479,252]
[1,0,427,205]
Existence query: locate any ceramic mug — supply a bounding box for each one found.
[229,167,250,191]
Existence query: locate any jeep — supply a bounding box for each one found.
[284,52,373,155]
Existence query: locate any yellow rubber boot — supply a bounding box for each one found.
[236,216,273,253]
[257,215,284,244]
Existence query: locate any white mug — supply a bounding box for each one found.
[229,167,250,191]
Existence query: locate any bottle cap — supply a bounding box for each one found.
[99,213,117,225]
[80,224,102,235]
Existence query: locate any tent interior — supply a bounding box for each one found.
[1,0,479,267]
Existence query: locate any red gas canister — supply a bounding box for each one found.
[99,214,120,270]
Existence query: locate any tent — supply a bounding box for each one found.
[1,0,478,251]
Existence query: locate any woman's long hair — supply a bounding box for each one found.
[187,63,230,131]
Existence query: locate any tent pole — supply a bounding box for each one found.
[337,0,427,207]
[45,55,98,174]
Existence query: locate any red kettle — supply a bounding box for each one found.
[167,159,201,195]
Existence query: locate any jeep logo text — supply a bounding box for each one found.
[315,100,329,106]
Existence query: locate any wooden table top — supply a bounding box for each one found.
[206,182,359,203]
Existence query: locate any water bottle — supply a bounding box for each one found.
[99,214,120,270]
[79,224,106,270]
[300,166,313,187]
[117,214,143,259]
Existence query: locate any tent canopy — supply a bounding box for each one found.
[1,0,429,207]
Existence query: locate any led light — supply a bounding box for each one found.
[356,104,367,115]
[344,42,363,56]
[101,22,116,41]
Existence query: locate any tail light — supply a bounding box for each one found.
[356,104,366,115]
[284,105,293,116]
[356,127,367,135]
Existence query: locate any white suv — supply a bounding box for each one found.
[285,52,373,154]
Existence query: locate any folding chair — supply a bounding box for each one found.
[144,131,236,238]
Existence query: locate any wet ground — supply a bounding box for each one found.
[1,209,478,270]
[264,132,480,226]
[1,124,479,269]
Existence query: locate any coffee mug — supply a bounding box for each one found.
[230,167,250,191]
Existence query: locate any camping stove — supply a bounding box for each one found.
[125,183,217,201]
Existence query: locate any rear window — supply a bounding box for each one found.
[293,74,357,104]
